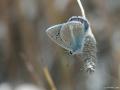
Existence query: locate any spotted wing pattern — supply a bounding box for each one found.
[46,24,73,51]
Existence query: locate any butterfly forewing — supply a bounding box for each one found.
[60,21,85,53]
[46,24,73,51]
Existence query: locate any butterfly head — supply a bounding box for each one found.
[68,16,89,32]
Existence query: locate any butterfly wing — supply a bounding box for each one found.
[60,21,85,54]
[46,24,73,51]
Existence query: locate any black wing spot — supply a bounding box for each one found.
[55,32,60,39]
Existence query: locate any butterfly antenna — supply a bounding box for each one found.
[77,0,86,18]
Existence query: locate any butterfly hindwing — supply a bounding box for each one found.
[46,24,72,51]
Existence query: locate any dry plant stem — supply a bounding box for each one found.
[43,67,57,90]
[77,0,86,17]
[24,59,42,85]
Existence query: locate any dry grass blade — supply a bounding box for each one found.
[43,67,57,90]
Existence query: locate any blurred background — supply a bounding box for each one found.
[0,0,120,90]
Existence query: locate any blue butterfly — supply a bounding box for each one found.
[46,0,97,73]
[46,16,95,55]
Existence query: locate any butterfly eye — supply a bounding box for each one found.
[78,18,83,23]
[83,20,89,31]
[69,18,74,21]
[78,18,89,31]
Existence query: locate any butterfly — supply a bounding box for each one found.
[46,16,90,55]
[46,0,97,73]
